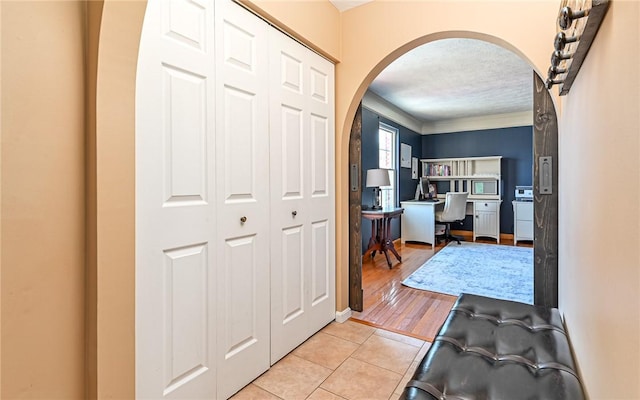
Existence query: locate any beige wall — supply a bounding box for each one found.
[239,0,341,61]
[0,1,3,394]
[558,1,640,398]
[85,1,103,398]
[1,1,86,398]
[93,1,146,398]
[1,1,145,398]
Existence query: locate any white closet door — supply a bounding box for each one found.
[214,2,271,398]
[136,0,217,398]
[269,29,336,363]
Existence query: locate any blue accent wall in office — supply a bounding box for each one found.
[422,126,533,235]
[361,108,422,254]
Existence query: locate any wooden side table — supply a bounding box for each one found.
[362,207,404,269]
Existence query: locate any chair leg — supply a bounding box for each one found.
[444,222,463,244]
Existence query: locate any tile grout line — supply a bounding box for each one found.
[238,321,429,400]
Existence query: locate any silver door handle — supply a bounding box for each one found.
[540,156,553,194]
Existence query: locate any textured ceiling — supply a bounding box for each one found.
[368,38,534,122]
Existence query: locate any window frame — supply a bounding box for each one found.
[378,122,398,209]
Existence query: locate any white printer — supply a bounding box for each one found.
[515,185,533,201]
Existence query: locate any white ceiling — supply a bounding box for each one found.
[328,4,534,129]
[329,0,373,12]
[368,38,534,123]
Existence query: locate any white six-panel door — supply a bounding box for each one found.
[136,0,217,398]
[214,2,271,399]
[269,29,336,363]
[137,1,334,398]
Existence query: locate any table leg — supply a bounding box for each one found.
[383,248,392,268]
[384,217,401,268]
[386,241,402,264]
[367,219,377,257]
[373,219,380,258]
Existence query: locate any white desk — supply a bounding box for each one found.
[401,198,502,248]
[400,200,444,249]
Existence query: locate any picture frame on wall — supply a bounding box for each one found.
[411,157,418,179]
[400,143,411,168]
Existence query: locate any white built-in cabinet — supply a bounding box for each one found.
[473,200,501,242]
[421,156,502,242]
[135,1,335,399]
[421,156,502,199]
[513,201,534,244]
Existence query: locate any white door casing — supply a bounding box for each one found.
[269,28,336,364]
[214,2,271,398]
[136,0,217,398]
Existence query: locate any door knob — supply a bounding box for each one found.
[240,216,247,223]
[292,211,297,217]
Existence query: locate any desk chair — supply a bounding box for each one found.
[435,192,469,244]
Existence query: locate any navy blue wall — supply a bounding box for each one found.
[361,108,422,253]
[421,126,533,234]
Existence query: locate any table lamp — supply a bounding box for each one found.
[366,168,391,210]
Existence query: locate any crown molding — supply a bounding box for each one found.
[361,91,426,134]
[362,91,532,135]
[423,111,533,134]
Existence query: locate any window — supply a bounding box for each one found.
[378,123,397,208]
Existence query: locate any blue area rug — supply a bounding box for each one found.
[402,242,533,304]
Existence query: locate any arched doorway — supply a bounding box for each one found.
[346,34,558,315]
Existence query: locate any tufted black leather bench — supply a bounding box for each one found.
[401,293,585,400]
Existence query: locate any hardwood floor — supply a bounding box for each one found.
[351,233,532,342]
[350,240,455,342]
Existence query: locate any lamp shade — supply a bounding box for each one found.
[366,168,391,188]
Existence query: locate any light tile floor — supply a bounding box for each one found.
[231,320,431,400]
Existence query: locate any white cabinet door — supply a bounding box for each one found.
[475,211,497,237]
[513,201,534,244]
[474,201,500,242]
[136,0,217,398]
[214,2,271,398]
[269,28,336,364]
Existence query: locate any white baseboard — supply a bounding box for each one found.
[335,308,352,323]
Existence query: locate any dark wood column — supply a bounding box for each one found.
[533,73,559,308]
[349,104,363,311]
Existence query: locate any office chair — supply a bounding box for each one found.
[435,192,469,245]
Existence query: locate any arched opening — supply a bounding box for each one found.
[345,33,558,337]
